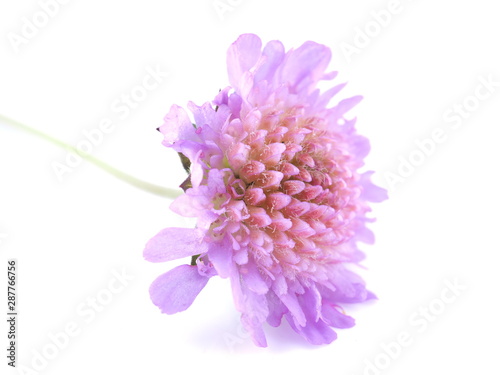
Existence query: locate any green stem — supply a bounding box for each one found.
[0,114,182,199]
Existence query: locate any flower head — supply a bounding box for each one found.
[144,34,387,346]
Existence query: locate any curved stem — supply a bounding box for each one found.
[0,114,182,199]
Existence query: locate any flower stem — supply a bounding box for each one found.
[0,114,183,199]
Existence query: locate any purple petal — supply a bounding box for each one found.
[188,101,232,140]
[242,314,267,347]
[187,101,215,128]
[255,40,285,84]
[207,234,233,278]
[227,34,262,89]
[299,321,338,345]
[159,105,198,147]
[170,169,227,219]
[360,171,388,202]
[240,291,269,347]
[297,285,322,323]
[241,257,269,294]
[321,304,355,328]
[350,134,371,159]
[169,185,212,217]
[266,290,288,327]
[229,265,269,347]
[322,70,338,80]
[278,291,306,327]
[285,313,337,345]
[227,91,243,118]
[172,144,205,188]
[281,41,331,93]
[333,96,363,117]
[355,225,375,244]
[144,227,208,262]
[316,266,377,304]
[319,282,374,304]
[149,265,210,314]
[316,82,347,109]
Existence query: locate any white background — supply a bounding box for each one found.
[1,0,499,374]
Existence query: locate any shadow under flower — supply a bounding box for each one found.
[190,308,328,353]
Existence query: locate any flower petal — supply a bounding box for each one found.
[281,41,331,93]
[227,33,262,90]
[321,303,355,328]
[316,82,347,109]
[207,234,233,278]
[265,290,288,327]
[159,104,198,147]
[240,291,269,347]
[286,313,338,345]
[241,257,269,294]
[360,171,388,202]
[297,285,322,323]
[333,95,363,117]
[319,280,376,304]
[144,227,208,262]
[255,40,285,84]
[149,265,210,314]
[278,292,306,327]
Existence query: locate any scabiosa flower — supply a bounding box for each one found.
[144,34,387,346]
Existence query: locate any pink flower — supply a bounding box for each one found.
[144,34,387,346]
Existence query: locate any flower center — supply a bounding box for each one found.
[209,110,362,276]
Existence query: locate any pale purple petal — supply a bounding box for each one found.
[242,314,267,347]
[187,101,215,128]
[281,41,331,93]
[170,185,213,217]
[241,257,269,294]
[350,134,371,159]
[227,34,262,89]
[278,292,306,327]
[285,313,337,345]
[207,234,233,278]
[144,227,208,262]
[333,96,363,117]
[159,104,198,147]
[188,101,232,140]
[360,171,389,202]
[356,225,375,244]
[255,40,285,84]
[321,303,355,328]
[319,282,375,304]
[265,290,288,327]
[149,265,210,314]
[240,291,269,347]
[297,286,322,323]
[316,82,347,109]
